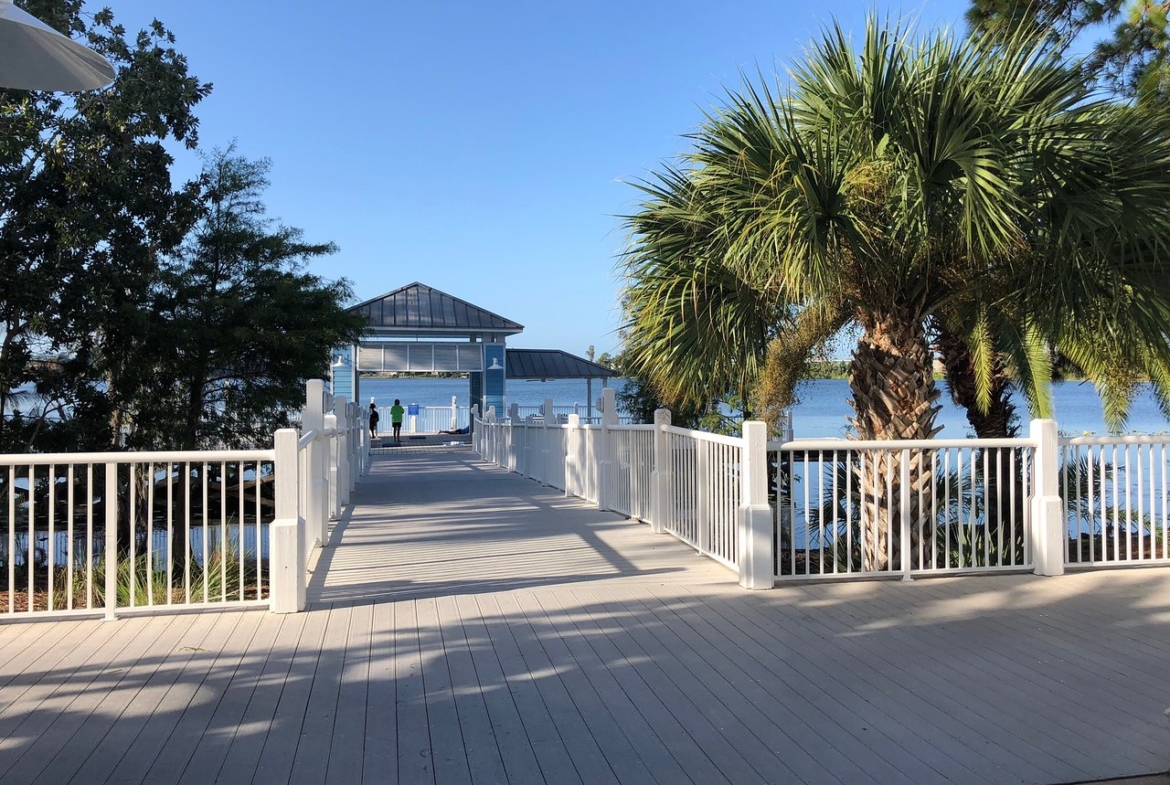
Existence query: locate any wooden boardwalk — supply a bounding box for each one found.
[1,445,1169,784]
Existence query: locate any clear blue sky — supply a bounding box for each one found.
[102,0,970,358]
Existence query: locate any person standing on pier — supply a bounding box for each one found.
[390,399,405,444]
[368,402,380,440]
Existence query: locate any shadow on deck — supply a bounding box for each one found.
[1,446,1169,785]
[307,445,731,605]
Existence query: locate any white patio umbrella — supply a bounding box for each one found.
[0,0,114,91]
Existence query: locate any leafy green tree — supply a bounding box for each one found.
[0,0,211,452]
[128,147,367,450]
[967,0,1170,107]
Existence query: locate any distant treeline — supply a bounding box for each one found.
[806,361,851,380]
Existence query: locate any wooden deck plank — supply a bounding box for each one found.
[588,585,842,785]
[96,610,257,784]
[837,578,1167,779]
[432,595,509,785]
[173,611,284,785]
[528,589,700,785]
[451,593,545,785]
[0,617,126,770]
[907,577,1170,729]
[362,601,399,784]
[0,616,177,784]
[279,604,351,785]
[761,580,1118,783]
[494,591,620,785]
[415,596,474,785]
[815,580,1158,764]
[213,611,311,785]
[474,592,584,785]
[618,583,901,785]
[677,583,1028,785]
[510,590,659,785]
[23,613,198,785]
[325,602,374,785]
[565,586,743,785]
[287,605,353,785]
[706,583,1070,785]
[395,599,436,785]
[248,605,331,784]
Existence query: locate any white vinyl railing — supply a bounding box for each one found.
[0,449,275,619]
[370,398,469,437]
[0,379,371,620]
[770,438,1036,580]
[661,427,742,569]
[475,402,1164,589]
[1060,434,1170,568]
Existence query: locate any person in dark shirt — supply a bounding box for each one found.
[368,403,380,439]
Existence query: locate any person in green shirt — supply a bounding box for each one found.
[390,399,405,444]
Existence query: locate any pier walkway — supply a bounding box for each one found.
[1,445,1169,784]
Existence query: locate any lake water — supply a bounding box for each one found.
[358,376,1170,437]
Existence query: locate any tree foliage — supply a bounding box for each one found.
[0,1,211,452]
[0,3,366,453]
[967,0,1170,107]
[623,17,1170,442]
[125,148,367,449]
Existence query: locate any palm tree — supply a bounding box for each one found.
[623,18,1170,569]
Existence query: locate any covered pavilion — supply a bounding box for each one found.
[331,282,614,418]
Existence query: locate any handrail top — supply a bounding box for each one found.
[1060,433,1170,446]
[767,437,1036,451]
[297,429,319,450]
[663,425,743,447]
[0,448,277,466]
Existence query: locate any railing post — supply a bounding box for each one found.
[697,439,710,554]
[348,402,358,481]
[345,400,357,494]
[650,409,672,534]
[738,420,774,589]
[104,461,118,620]
[271,428,305,613]
[565,413,581,497]
[470,404,480,453]
[451,395,458,431]
[358,402,370,476]
[339,400,351,498]
[598,387,617,511]
[508,402,519,423]
[325,412,341,522]
[1030,418,1065,576]
[303,379,328,547]
[900,449,912,581]
[541,397,555,486]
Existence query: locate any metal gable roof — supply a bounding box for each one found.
[506,349,616,380]
[349,282,523,333]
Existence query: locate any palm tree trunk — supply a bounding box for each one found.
[849,311,941,571]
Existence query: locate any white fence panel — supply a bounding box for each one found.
[1060,435,1170,567]
[770,439,1035,580]
[662,426,741,569]
[0,450,275,618]
[611,426,655,520]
